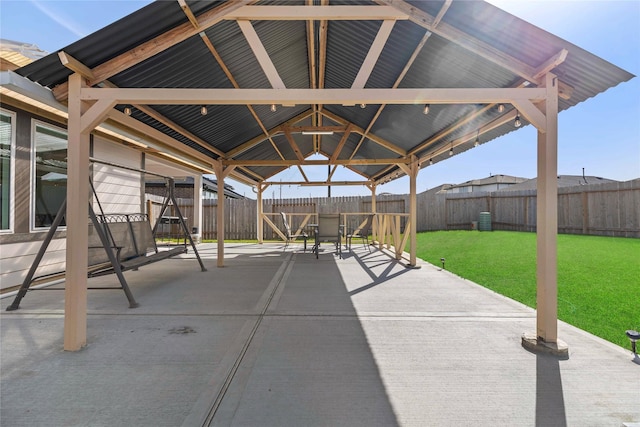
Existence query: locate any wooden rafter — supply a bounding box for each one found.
[178,0,200,29]
[432,0,452,27]
[320,110,406,156]
[58,52,94,80]
[284,129,305,161]
[237,20,286,89]
[351,20,396,89]
[264,180,371,186]
[349,29,432,160]
[286,125,346,133]
[198,32,285,160]
[52,0,255,101]
[330,124,354,163]
[225,110,314,158]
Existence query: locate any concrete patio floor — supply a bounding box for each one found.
[1,242,638,426]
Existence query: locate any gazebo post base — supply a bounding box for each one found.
[521,332,569,358]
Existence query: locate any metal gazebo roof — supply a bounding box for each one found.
[14,0,634,187]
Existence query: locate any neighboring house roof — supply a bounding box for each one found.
[0,39,47,71]
[9,1,634,187]
[146,176,246,199]
[446,174,528,191]
[496,175,618,192]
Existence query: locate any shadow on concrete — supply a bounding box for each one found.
[347,249,411,296]
[535,354,567,427]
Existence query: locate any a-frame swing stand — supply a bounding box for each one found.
[7,170,206,311]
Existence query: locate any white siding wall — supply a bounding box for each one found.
[92,138,143,214]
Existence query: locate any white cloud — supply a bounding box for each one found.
[30,0,88,38]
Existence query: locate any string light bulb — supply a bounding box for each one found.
[514,113,522,127]
[124,106,132,116]
[270,104,277,112]
[474,130,480,147]
[429,158,433,166]
[360,103,366,109]
[423,104,430,115]
[497,104,505,113]
[200,106,208,116]
[449,145,454,156]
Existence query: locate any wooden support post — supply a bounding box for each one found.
[523,72,567,356]
[64,73,90,351]
[369,183,377,241]
[214,162,226,267]
[257,183,264,243]
[193,174,203,243]
[536,72,559,344]
[408,156,418,267]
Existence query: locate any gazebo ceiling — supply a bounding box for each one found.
[15,0,634,187]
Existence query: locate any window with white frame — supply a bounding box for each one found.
[0,109,15,231]
[32,121,67,229]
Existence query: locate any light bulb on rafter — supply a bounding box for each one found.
[514,112,522,127]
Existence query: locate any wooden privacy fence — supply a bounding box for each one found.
[146,178,639,240]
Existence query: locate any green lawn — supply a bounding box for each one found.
[415,231,640,349]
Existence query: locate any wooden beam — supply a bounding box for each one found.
[224,5,409,21]
[237,20,286,89]
[432,0,452,27]
[352,20,396,89]
[512,99,547,133]
[264,180,371,186]
[178,0,200,29]
[284,129,305,161]
[53,0,255,101]
[224,158,408,166]
[80,87,547,105]
[287,125,347,133]
[58,52,94,80]
[80,98,116,134]
[330,124,353,163]
[533,49,568,81]
[297,165,310,182]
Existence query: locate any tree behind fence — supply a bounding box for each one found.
[147,178,639,240]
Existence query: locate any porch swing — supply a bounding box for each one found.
[6,159,206,311]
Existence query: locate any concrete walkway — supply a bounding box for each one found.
[1,243,638,426]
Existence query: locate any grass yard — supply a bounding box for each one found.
[415,231,640,349]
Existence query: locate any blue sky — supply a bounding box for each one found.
[1,0,638,199]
